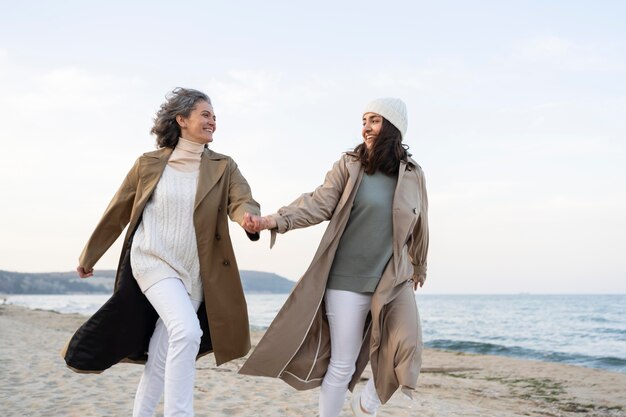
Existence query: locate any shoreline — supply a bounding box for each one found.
[1,304,625,416]
[4,294,625,374]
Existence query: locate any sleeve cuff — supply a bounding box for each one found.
[271,213,289,233]
[413,264,427,282]
[246,230,260,241]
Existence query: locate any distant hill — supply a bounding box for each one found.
[0,269,294,295]
[239,270,295,293]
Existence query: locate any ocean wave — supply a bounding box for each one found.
[581,316,612,323]
[425,339,626,372]
[595,327,626,338]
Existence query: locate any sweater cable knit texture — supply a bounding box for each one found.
[131,138,204,301]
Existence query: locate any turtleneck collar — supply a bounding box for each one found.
[168,137,205,172]
[176,137,206,154]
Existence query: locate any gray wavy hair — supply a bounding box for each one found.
[151,87,211,148]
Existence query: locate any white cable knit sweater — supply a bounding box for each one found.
[130,138,204,301]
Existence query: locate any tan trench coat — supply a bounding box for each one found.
[239,152,428,403]
[62,146,260,372]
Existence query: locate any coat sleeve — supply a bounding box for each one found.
[78,158,140,270]
[270,155,348,235]
[409,166,429,284]
[226,158,262,241]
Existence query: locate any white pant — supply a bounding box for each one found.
[320,289,381,417]
[133,278,203,417]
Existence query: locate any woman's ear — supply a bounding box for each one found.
[176,114,186,129]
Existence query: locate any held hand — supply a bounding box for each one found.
[243,213,276,232]
[243,212,269,233]
[263,215,277,230]
[243,213,257,234]
[77,266,94,279]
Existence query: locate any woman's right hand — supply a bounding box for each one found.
[76,266,94,279]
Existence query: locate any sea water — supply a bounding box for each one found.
[416,294,626,372]
[4,293,625,373]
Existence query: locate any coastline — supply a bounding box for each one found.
[1,304,624,416]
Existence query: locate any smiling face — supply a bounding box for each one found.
[362,112,384,150]
[176,100,216,144]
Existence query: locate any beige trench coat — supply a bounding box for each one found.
[63,146,260,371]
[239,152,428,403]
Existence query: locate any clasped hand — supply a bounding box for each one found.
[243,213,277,233]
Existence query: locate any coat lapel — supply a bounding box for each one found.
[392,161,406,268]
[336,158,363,210]
[138,148,171,204]
[194,149,228,210]
[392,160,418,271]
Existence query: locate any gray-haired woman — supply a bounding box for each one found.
[63,87,261,416]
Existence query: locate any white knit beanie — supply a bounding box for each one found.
[363,97,408,138]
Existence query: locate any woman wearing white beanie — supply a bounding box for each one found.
[240,98,429,417]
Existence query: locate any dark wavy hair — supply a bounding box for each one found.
[353,118,410,175]
[151,87,211,148]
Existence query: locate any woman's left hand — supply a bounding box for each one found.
[412,275,425,291]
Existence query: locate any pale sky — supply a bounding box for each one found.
[1,1,625,293]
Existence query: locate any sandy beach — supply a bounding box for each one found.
[1,303,624,417]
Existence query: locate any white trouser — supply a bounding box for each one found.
[320,289,381,417]
[133,278,203,417]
